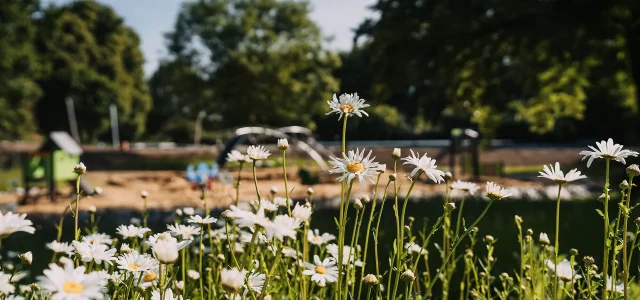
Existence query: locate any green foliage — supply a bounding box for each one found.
[154,0,340,133]
[35,1,151,142]
[0,0,42,140]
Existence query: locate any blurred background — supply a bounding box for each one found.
[2,0,640,283]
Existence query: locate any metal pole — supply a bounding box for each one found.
[110,104,120,149]
[65,97,81,143]
[194,111,206,145]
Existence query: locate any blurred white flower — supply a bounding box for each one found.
[579,138,639,167]
[545,259,581,282]
[326,93,369,120]
[538,162,586,184]
[264,215,301,242]
[116,251,158,273]
[167,224,201,240]
[292,202,312,221]
[72,241,117,265]
[277,139,289,151]
[405,243,428,255]
[227,150,251,163]
[302,255,339,285]
[273,197,292,207]
[247,145,271,160]
[187,270,200,280]
[326,244,362,267]
[308,229,335,246]
[151,288,182,300]
[485,182,512,201]
[329,148,382,187]
[82,233,113,245]
[605,275,625,294]
[182,207,195,216]
[450,180,480,195]
[401,150,446,183]
[19,251,32,265]
[539,233,550,245]
[37,261,107,299]
[187,215,217,225]
[47,241,74,256]
[147,233,191,264]
[0,212,35,238]
[117,225,151,239]
[227,205,269,229]
[246,272,266,293]
[221,268,247,293]
[256,199,278,212]
[0,272,14,294]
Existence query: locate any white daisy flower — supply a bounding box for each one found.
[187,270,200,280]
[450,180,480,195]
[0,212,35,238]
[302,255,339,285]
[187,215,218,225]
[246,145,271,160]
[182,207,195,216]
[167,224,201,240]
[326,244,362,267]
[246,272,266,293]
[545,259,581,282]
[151,288,183,300]
[227,150,251,163]
[277,138,289,150]
[221,268,247,293]
[273,197,292,207]
[326,93,369,120]
[281,247,299,258]
[120,243,132,253]
[329,148,382,187]
[579,138,639,167]
[239,230,267,244]
[605,275,625,294]
[37,261,107,299]
[82,233,113,245]
[291,202,312,221]
[148,233,191,264]
[405,242,428,255]
[485,182,512,201]
[307,229,335,245]
[46,241,75,255]
[401,150,446,183]
[255,199,278,212]
[264,215,301,242]
[0,272,14,294]
[72,241,117,265]
[116,225,151,239]
[538,162,587,184]
[227,206,270,229]
[116,251,158,273]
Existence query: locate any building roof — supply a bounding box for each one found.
[47,131,83,155]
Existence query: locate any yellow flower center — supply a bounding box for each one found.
[315,266,327,274]
[346,162,364,173]
[62,281,84,294]
[143,272,157,282]
[128,263,140,271]
[312,237,323,243]
[340,104,354,113]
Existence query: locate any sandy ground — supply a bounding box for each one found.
[0,166,542,215]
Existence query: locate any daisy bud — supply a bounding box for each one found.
[270,186,278,195]
[277,138,289,150]
[73,162,87,175]
[404,225,410,231]
[174,280,184,290]
[175,209,183,216]
[19,251,32,265]
[583,256,595,264]
[30,283,40,291]
[307,187,314,196]
[598,193,609,203]
[620,180,630,191]
[636,217,640,224]
[389,173,398,181]
[499,272,509,280]
[187,270,200,280]
[361,195,371,204]
[514,215,523,225]
[400,270,415,282]
[5,264,13,271]
[221,209,234,220]
[217,254,225,261]
[353,199,364,210]
[526,229,534,236]
[392,148,401,159]
[484,235,495,243]
[130,218,141,225]
[589,269,598,276]
[140,190,148,199]
[444,172,453,182]
[120,243,132,253]
[570,248,579,256]
[539,233,550,245]
[87,205,97,213]
[444,202,456,213]
[264,296,272,300]
[627,164,640,177]
[465,250,474,258]
[408,216,415,223]
[377,164,386,173]
[183,207,195,216]
[94,187,103,195]
[592,265,599,271]
[363,274,379,285]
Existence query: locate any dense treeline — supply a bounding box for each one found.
[2,0,640,143]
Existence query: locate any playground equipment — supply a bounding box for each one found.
[185,162,232,190]
[216,126,332,170]
[443,128,481,180]
[21,131,93,203]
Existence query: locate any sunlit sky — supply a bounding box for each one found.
[43,0,378,76]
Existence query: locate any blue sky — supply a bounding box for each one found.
[43,0,378,76]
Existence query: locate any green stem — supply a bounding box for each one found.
[199,229,204,300]
[357,173,382,299]
[252,160,261,201]
[426,199,497,297]
[337,115,348,299]
[553,183,563,299]
[622,175,634,300]
[259,243,283,300]
[374,181,392,279]
[235,163,243,206]
[603,158,611,300]
[283,150,291,215]
[74,174,81,241]
[393,174,420,298]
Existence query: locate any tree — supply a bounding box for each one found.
[161,0,340,130]
[357,0,640,141]
[0,0,41,140]
[35,1,151,142]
